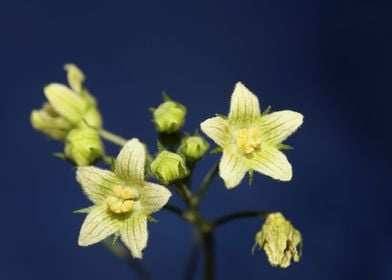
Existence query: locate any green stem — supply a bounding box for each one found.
[195,163,219,204]
[100,128,128,146]
[102,238,152,280]
[213,211,270,228]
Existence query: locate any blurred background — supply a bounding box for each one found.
[1,0,391,279]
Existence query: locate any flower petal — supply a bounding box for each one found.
[228,82,261,125]
[44,83,88,124]
[64,64,85,93]
[219,151,248,189]
[252,146,292,181]
[141,183,172,214]
[259,111,303,145]
[115,139,146,183]
[200,117,229,147]
[78,205,121,246]
[76,166,121,204]
[121,212,148,258]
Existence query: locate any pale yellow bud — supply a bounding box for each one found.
[151,151,188,184]
[153,101,186,133]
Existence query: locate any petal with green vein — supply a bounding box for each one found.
[78,205,121,246]
[76,166,120,204]
[141,183,172,214]
[259,110,303,145]
[252,146,292,181]
[121,212,148,259]
[228,82,261,125]
[219,151,248,189]
[115,139,146,183]
[200,117,229,147]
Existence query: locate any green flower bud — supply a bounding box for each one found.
[65,128,104,166]
[253,212,302,268]
[179,135,209,160]
[150,151,188,184]
[152,101,186,133]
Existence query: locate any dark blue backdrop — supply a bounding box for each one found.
[1,0,391,279]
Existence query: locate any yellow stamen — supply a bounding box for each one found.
[107,185,138,214]
[236,127,261,154]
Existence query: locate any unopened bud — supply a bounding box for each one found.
[65,128,104,166]
[179,135,209,160]
[152,100,186,133]
[150,151,188,184]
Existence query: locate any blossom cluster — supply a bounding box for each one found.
[31,64,304,267]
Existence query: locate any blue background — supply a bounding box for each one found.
[1,0,391,279]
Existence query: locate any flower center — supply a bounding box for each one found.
[236,127,262,154]
[106,185,140,214]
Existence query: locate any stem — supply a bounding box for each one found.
[183,230,202,280]
[195,163,219,204]
[201,231,215,280]
[213,211,270,228]
[163,204,184,219]
[100,129,128,146]
[102,238,152,280]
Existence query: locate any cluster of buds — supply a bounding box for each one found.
[253,212,302,268]
[31,64,104,166]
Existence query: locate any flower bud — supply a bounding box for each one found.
[179,135,209,160]
[253,212,302,268]
[150,151,188,184]
[152,101,186,133]
[64,127,104,166]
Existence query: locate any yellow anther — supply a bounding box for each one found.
[120,187,138,200]
[236,127,261,154]
[113,185,123,197]
[121,200,134,212]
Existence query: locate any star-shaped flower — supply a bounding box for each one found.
[201,82,303,188]
[76,139,171,258]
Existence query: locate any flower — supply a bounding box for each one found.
[31,64,102,141]
[253,212,302,268]
[200,82,303,188]
[65,127,104,166]
[76,139,171,258]
[178,133,209,160]
[152,96,186,134]
[150,151,188,184]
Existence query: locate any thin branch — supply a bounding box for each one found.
[102,238,152,280]
[163,204,185,219]
[195,163,219,203]
[100,129,128,146]
[213,211,270,228]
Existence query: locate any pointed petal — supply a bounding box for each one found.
[44,83,88,124]
[252,146,292,181]
[141,183,172,214]
[121,212,148,258]
[115,139,146,183]
[64,64,85,93]
[78,205,121,246]
[200,117,229,147]
[76,166,121,204]
[228,82,261,125]
[219,151,248,189]
[259,111,303,145]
